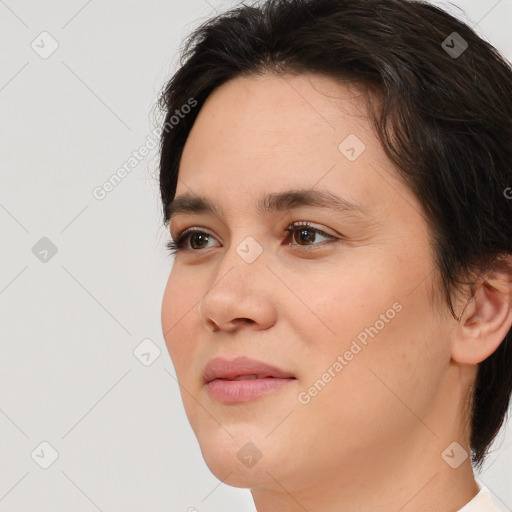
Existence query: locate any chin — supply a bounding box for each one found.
[193,427,282,488]
[202,447,277,489]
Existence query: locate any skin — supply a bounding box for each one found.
[161,72,512,512]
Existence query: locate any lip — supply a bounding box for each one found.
[203,356,296,403]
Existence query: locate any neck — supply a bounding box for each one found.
[251,444,479,512]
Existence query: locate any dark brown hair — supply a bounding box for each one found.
[157,0,512,470]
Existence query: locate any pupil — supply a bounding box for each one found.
[297,229,314,245]
[191,233,208,249]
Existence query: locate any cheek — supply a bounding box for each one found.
[161,270,200,373]
[291,296,447,463]
[290,253,446,407]
[284,259,393,355]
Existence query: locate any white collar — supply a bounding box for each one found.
[457,482,502,512]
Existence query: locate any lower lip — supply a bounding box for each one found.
[206,377,296,403]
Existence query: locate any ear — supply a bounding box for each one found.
[451,260,512,365]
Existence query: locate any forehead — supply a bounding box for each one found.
[175,72,414,225]
[181,72,371,155]
[179,73,375,175]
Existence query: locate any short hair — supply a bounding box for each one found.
[157,0,512,471]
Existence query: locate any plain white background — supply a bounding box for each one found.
[0,1,511,511]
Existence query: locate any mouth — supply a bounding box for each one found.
[203,356,297,403]
[219,374,277,380]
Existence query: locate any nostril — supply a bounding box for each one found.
[205,319,219,332]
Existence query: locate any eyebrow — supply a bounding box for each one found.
[167,188,371,222]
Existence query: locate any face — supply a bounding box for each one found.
[161,72,457,493]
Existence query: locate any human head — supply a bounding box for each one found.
[158,0,512,497]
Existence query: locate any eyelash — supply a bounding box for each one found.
[165,221,339,257]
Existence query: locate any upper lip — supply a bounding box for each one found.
[203,356,295,383]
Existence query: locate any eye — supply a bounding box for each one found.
[283,221,337,249]
[166,221,339,257]
[166,227,218,256]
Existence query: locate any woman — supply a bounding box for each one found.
[158,0,512,510]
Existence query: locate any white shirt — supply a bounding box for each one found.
[457,482,503,512]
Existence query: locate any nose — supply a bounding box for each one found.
[197,243,277,333]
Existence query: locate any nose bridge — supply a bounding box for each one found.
[208,231,267,299]
[198,231,272,330]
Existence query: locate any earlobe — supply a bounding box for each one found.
[451,269,512,366]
